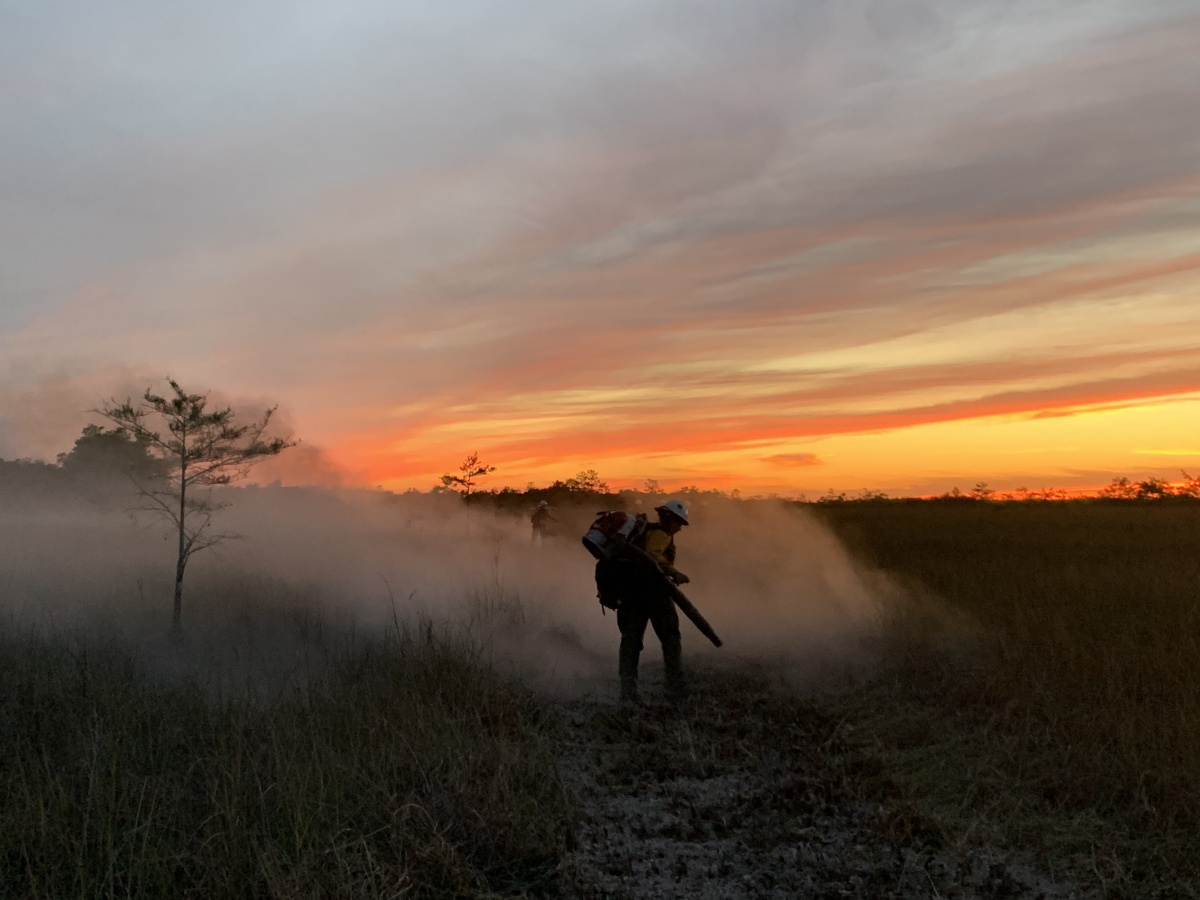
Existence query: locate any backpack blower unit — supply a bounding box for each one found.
[582,510,647,561]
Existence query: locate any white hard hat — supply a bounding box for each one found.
[656,498,689,525]
[537,500,548,507]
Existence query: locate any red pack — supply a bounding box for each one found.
[582,510,647,561]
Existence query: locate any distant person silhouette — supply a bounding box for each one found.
[530,500,553,545]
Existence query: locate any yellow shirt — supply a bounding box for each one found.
[641,528,675,566]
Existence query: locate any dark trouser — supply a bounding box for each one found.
[617,591,685,701]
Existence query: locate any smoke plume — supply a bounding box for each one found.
[0,482,884,695]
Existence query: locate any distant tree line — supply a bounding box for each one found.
[809,473,1200,505]
[0,424,165,505]
[452,470,1200,510]
[7,432,1200,511]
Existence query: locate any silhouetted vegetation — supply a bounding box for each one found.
[439,451,495,501]
[0,426,164,508]
[100,379,293,635]
[58,424,166,482]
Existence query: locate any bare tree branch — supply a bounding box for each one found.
[99,378,295,637]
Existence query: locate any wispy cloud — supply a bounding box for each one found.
[764,453,822,467]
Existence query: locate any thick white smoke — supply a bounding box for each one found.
[0,486,884,694]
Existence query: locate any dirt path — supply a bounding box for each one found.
[551,666,1081,900]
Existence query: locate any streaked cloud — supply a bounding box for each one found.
[764,454,823,468]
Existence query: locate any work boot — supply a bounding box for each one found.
[620,688,643,706]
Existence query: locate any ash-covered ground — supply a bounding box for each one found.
[551,665,1083,900]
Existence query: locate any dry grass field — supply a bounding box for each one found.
[0,583,571,899]
[816,499,1200,895]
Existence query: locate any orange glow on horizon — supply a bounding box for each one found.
[313,391,1200,497]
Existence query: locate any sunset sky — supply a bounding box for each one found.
[2,1,1199,495]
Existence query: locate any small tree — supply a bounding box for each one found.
[1100,477,1139,500]
[441,451,495,501]
[969,482,994,501]
[101,379,293,637]
[1137,477,1173,499]
[1179,471,1200,499]
[564,469,609,494]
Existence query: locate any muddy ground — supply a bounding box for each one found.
[549,666,1088,900]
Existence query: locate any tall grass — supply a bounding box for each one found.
[0,579,570,899]
[818,501,1200,831]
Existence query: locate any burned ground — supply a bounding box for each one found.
[552,665,1086,900]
